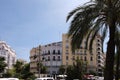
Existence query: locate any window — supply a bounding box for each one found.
[97,43,100,46]
[48,56,50,61]
[97,48,100,50]
[48,50,50,54]
[66,45,69,49]
[66,56,68,60]
[66,50,69,54]
[42,57,45,60]
[98,60,101,63]
[97,39,100,42]
[98,64,101,67]
[58,50,60,54]
[98,52,100,55]
[58,56,61,61]
[90,56,93,61]
[2,46,4,49]
[53,56,56,61]
[98,56,100,59]
[84,56,87,61]
[98,69,102,72]
[53,50,55,54]
[84,51,87,55]
[73,56,75,60]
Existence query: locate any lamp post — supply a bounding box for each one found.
[38,45,41,78]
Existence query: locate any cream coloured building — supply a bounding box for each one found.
[62,34,105,76]
[30,46,40,75]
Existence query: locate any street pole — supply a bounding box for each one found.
[38,45,41,78]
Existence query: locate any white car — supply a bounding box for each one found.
[0,78,19,80]
[0,78,8,80]
[35,77,54,80]
[7,78,19,80]
[98,77,104,80]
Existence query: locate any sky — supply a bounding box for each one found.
[0,0,90,62]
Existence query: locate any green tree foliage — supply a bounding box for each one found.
[37,62,47,74]
[13,60,23,78]
[67,0,120,80]
[12,61,36,80]
[21,63,36,80]
[0,57,7,77]
[66,58,87,80]
[58,65,66,74]
[13,60,23,73]
[3,69,15,78]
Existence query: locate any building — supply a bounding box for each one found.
[30,42,62,76]
[0,41,16,69]
[30,34,105,76]
[41,42,62,75]
[62,34,105,76]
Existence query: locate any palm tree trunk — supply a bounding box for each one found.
[104,23,115,80]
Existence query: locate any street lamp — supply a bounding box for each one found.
[38,45,41,78]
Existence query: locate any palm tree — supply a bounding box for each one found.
[66,0,120,80]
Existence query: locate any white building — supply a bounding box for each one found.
[30,42,62,76]
[41,42,62,75]
[0,41,16,69]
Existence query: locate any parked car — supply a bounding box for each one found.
[7,78,19,80]
[0,78,8,80]
[0,78,19,80]
[35,77,54,80]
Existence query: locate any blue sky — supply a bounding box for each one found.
[0,0,89,62]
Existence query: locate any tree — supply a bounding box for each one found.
[0,57,7,77]
[66,58,87,80]
[37,62,47,74]
[67,0,120,80]
[13,60,23,78]
[13,61,36,80]
[58,65,66,74]
[21,63,36,80]
[3,69,14,78]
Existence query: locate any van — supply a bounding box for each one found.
[35,77,54,80]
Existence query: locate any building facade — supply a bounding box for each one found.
[0,41,16,69]
[30,34,105,76]
[30,42,62,76]
[62,34,105,75]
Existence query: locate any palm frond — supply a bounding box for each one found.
[66,6,84,22]
[101,24,108,53]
